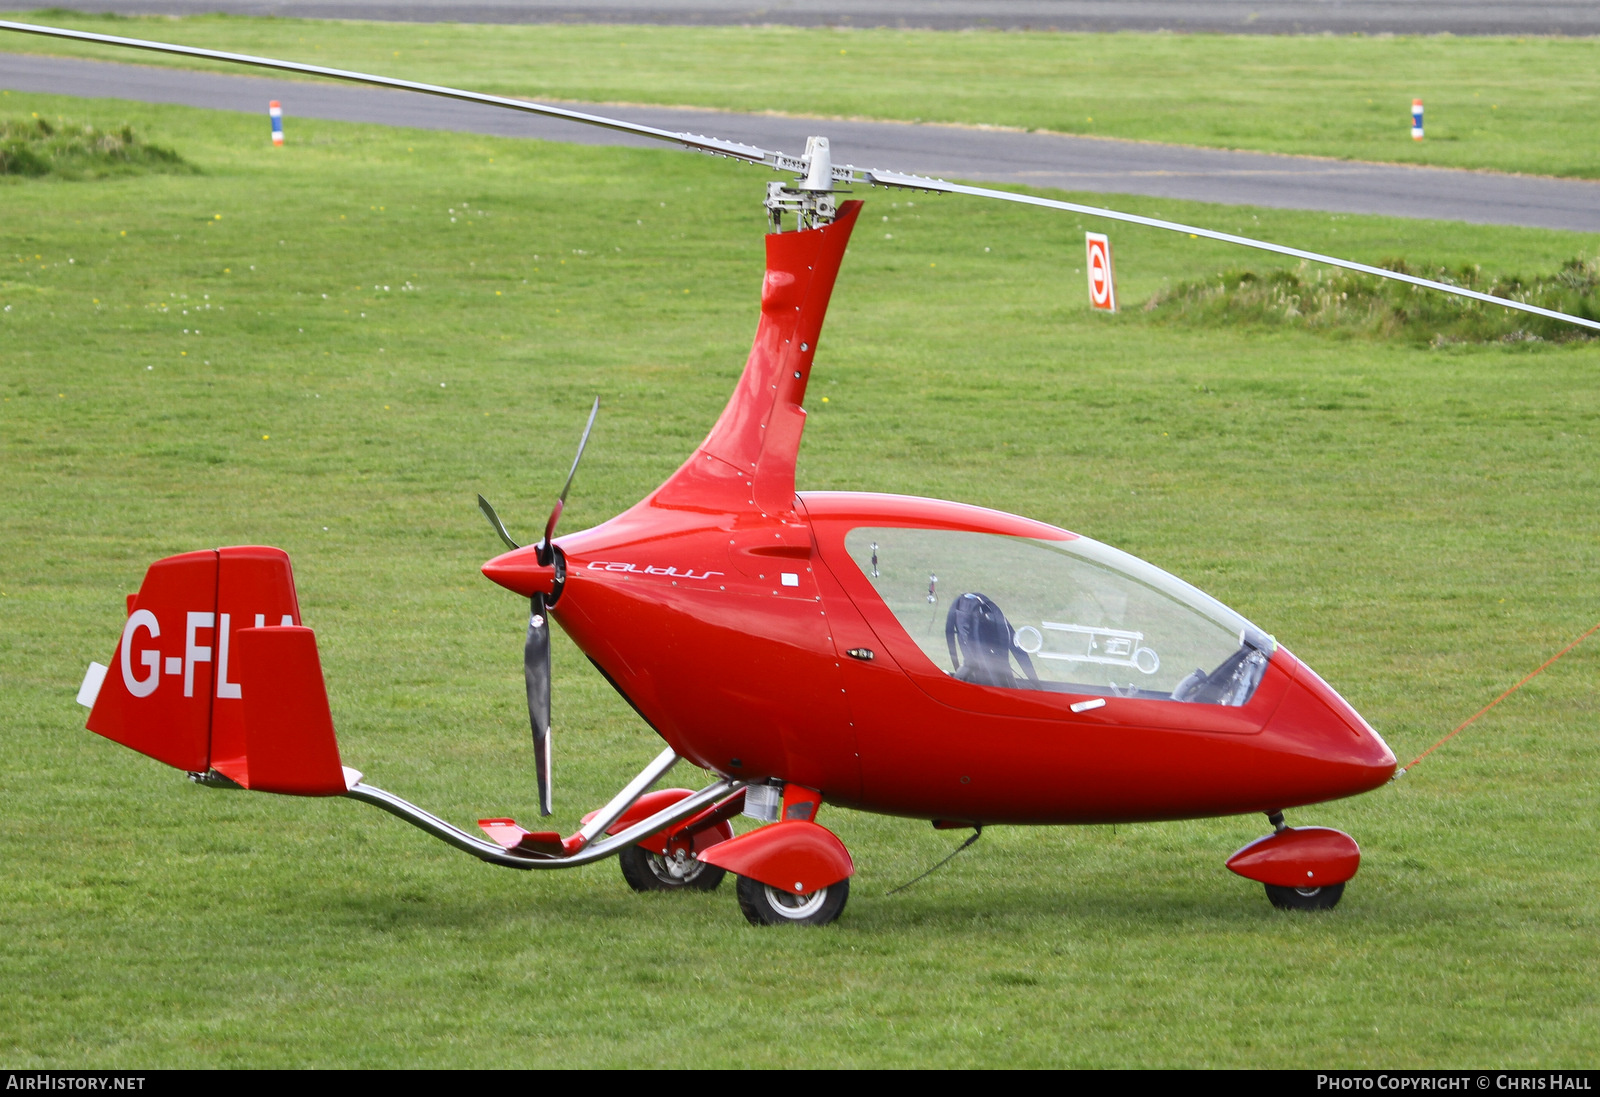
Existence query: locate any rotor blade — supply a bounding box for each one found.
[7,19,1593,333]
[541,397,600,549]
[0,20,775,167]
[855,169,1600,334]
[477,494,520,551]
[524,594,553,816]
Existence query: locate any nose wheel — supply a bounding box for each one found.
[1264,882,1345,911]
[1227,811,1360,911]
[618,843,726,892]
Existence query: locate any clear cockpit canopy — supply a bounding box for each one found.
[844,527,1274,706]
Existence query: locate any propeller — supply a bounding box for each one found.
[478,397,600,817]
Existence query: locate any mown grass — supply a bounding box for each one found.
[4,11,1600,177]
[2,93,1598,1067]
[1147,258,1600,346]
[1,113,190,178]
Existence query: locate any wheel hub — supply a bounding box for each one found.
[763,884,829,919]
[644,843,705,885]
[665,847,696,880]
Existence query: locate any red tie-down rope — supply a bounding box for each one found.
[1399,618,1600,775]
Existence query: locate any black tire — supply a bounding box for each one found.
[1264,881,1345,911]
[735,873,849,926]
[617,844,726,893]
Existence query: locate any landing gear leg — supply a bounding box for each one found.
[701,784,854,926]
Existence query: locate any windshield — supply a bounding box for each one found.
[844,527,1273,705]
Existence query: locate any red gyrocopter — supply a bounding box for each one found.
[22,20,1597,926]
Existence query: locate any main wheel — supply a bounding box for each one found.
[735,874,849,926]
[618,844,726,892]
[1264,882,1345,911]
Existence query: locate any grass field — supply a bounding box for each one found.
[3,92,1599,1067]
[4,11,1600,178]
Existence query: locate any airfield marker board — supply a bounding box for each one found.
[1086,232,1118,312]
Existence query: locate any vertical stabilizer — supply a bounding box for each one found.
[85,546,303,778]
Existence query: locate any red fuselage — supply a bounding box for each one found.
[483,202,1396,825]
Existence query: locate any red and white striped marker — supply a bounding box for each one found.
[269,100,283,146]
[1085,232,1117,313]
[1411,98,1424,141]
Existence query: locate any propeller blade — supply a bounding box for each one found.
[477,494,521,551]
[541,397,600,552]
[7,18,1594,334]
[497,399,599,813]
[524,594,553,816]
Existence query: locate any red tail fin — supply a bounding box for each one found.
[86,547,340,793]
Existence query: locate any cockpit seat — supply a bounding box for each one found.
[945,592,1041,689]
[1170,641,1270,705]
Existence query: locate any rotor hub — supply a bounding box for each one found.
[767,135,841,232]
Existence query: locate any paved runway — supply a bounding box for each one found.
[36,1,1600,35]
[6,54,1599,231]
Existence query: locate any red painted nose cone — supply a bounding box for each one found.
[482,545,557,597]
[1268,653,1396,798]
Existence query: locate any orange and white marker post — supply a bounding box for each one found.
[1411,98,1424,141]
[269,100,284,146]
[1085,232,1118,313]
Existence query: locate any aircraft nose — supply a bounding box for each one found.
[1266,653,1396,798]
[481,545,559,598]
